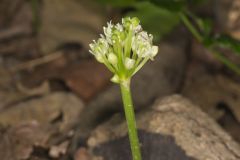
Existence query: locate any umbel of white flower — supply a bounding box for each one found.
[89,17,158,84]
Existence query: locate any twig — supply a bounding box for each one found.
[16,81,50,95]
[179,12,240,75]
[0,26,31,41]
[9,51,64,72]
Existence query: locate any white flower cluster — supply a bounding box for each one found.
[89,17,158,83]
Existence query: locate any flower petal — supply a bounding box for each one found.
[111,74,120,83]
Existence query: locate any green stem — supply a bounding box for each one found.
[211,50,240,75]
[179,12,240,75]
[120,80,142,160]
[30,0,40,34]
[179,12,203,42]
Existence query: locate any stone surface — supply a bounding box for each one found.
[93,130,196,160]
[87,95,240,160]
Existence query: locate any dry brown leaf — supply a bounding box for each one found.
[0,92,84,131]
[74,147,92,160]
[0,121,51,160]
[63,60,112,101]
[39,0,107,53]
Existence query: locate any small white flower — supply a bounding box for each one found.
[103,21,113,36]
[139,31,149,41]
[103,21,113,44]
[108,53,118,66]
[116,23,123,32]
[151,46,158,58]
[89,17,158,83]
[95,53,105,63]
[134,25,142,33]
[125,58,135,69]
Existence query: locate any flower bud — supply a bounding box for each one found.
[131,17,140,28]
[108,53,118,65]
[125,58,135,69]
[151,46,158,57]
[95,53,104,63]
[111,74,120,83]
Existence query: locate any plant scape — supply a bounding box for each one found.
[89,17,158,160]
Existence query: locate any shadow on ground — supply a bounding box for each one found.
[93,130,196,160]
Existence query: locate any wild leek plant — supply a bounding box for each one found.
[89,17,158,160]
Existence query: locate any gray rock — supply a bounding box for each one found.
[87,95,240,160]
[93,130,196,160]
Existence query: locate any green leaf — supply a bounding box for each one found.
[188,0,208,5]
[147,0,207,11]
[183,11,212,37]
[96,0,136,7]
[214,35,240,54]
[196,18,212,36]
[147,0,187,11]
[203,34,240,56]
[127,2,180,42]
